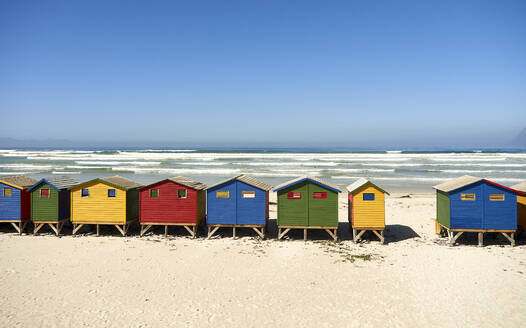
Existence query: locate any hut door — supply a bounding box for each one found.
[236,182,265,225]
[451,184,483,229]
[280,182,308,226]
[483,184,515,230]
[308,183,337,227]
[209,181,237,225]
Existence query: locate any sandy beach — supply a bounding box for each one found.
[1,192,525,327]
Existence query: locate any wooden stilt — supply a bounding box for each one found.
[252,227,264,239]
[501,232,515,246]
[372,230,385,244]
[114,224,125,236]
[96,224,100,236]
[324,228,337,241]
[140,224,152,237]
[49,223,58,235]
[10,222,21,234]
[278,228,290,240]
[182,225,193,237]
[34,223,44,235]
[192,225,197,238]
[207,226,220,239]
[354,229,366,242]
[164,225,168,238]
[303,229,307,241]
[57,221,64,235]
[478,232,483,247]
[233,226,236,239]
[449,231,463,246]
[73,223,84,236]
[352,228,357,241]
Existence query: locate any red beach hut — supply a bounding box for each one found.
[139,176,207,237]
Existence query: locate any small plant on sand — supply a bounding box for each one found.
[315,241,375,263]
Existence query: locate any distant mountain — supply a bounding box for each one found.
[511,128,526,146]
[0,137,78,148]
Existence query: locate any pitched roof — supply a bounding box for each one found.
[0,175,38,189]
[141,176,207,191]
[511,181,526,193]
[433,175,482,193]
[207,175,273,191]
[70,175,142,191]
[346,178,389,195]
[27,176,79,192]
[434,175,523,195]
[272,176,341,193]
[168,176,207,190]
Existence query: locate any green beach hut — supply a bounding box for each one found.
[27,176,78,236]
[273,176,341,241]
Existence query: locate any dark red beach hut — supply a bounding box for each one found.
[139,176,207,237]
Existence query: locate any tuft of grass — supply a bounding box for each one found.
[316,241,376,263]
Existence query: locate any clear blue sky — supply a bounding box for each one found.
[1,0,525,147]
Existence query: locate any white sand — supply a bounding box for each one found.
[1,192,525,327]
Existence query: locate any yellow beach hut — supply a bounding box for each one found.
[69,176,142,236]
[347,178,389,243]
[511,181,526,232]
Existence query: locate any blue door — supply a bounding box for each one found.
[236,181,265,225]
[207,180,236,225]
[0,183,21,220]
[483,184,516,230]
[450,182,483,229]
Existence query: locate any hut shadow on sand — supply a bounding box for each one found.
[266,220,421,243]
[336,222,419,243]
[380,224,420,244]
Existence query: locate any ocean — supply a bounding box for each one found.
[1,148,525,192]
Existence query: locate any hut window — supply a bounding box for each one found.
[108,189,116,198]
[489,194,505,201]
[460,193,475,201]
[178,189,187,198]
[216,191,230,198]
[81,189,90,197]
[242,191,255,198]
[150,189,159,198]
[313,192,327,199]
[363,193,375,201]
[3,188,12,197]
[40,189,50,198]
[287,192,301,199]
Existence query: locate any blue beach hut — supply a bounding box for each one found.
[206,175,272,239]
[0,175,38,234]
[434,175,522,246]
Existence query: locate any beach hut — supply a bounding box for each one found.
[139,176,207,238]
[69,176,142,236]
[27,176,78,236]
[434,175,522,246]
[206,175,272,239]
[511,181,526,232]
[0,175,37,234]
[347,178,389,243]
[273,176,341,241]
